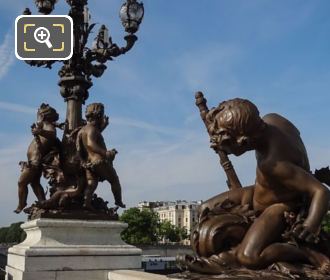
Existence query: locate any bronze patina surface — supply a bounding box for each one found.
[16,102,124,220]
[177,92,330,279]
[171,265,329,280]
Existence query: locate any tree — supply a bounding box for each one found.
[6,222,25,243]
[120,208,190,245]
[158,220,188,243]
[0,222,25,244]
[0,227,8,243]
[120,208,160,245]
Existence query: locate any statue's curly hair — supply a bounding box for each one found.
[206,98,264,136]
[85,103,104,121]
[38,103,59,122]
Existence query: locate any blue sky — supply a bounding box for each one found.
[0,0,329,226]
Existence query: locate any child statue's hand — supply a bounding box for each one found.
[31,124,42,136]
[292,223,320,244]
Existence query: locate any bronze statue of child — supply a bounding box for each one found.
[76,103,125,209]
[14,104,60,213]
[198,98,330,271]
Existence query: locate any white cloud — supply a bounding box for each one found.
[97,134,225,207]
[0,32,15,80]
[111,116,182,136]
[97,126,257,209]
[0,100,184,137]
[0,101,35,115]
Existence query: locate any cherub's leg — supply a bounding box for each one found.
[99,165,125,208]
[31,177,45,202]
[14,166,39,213]
[199,185,254,218]
[15,175,28,213]
[301,246,330,273]
[83,179,97,210]
[82,169,98,210]
[237,203,309,269]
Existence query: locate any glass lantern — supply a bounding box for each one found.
[120,0,144,34]
[35,0,57,14]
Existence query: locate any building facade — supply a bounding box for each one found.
[138,200,202,244]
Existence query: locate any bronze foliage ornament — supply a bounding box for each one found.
[177,92,330,279]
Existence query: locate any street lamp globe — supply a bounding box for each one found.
[120,0,144,34]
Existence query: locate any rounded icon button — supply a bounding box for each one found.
[34,27,53,49]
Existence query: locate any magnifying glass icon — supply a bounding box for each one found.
[34,27,53,49]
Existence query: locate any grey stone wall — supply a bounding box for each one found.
[137,244,193,257]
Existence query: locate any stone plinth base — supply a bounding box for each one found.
[5,219,142,280]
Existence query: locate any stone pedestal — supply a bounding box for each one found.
[5,219,142,280]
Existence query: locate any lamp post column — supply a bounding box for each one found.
[59,0,90,131]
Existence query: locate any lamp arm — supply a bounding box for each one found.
[85,34,138,64]
[116,34,138,56]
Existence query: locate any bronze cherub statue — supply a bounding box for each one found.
[178,92,330,278]
[76,103,125,209]
[14,104,60,213]
[15,103,124,220]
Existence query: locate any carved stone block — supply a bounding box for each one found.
[6,219,142,280]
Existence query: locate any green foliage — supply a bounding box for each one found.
[0,228,8,243]
[158,220,188,242]
[0,222,25,244]
[322,212,330,233]
[6,222,24,243]
[120,208,189,245]
[120,208,160,245]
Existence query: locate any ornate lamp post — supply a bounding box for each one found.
[9,4,146,278]
[25,0,143,172]
[15,0,144,218]
[28,0,143,130]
